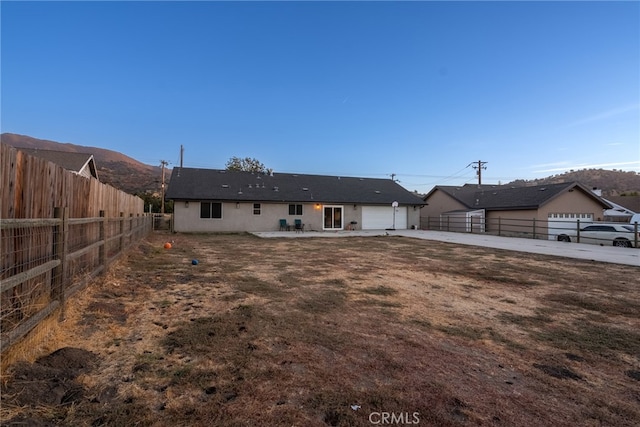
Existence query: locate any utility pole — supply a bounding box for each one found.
[180,145,184,168]
[160,160,169,214]
[471,160,487,185]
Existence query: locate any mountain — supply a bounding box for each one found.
[508,169,640,197]
[1,133,165,195]
[3,133,638,199]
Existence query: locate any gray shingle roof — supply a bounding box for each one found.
[19,148,98,178]
[428,182,612,210]
[166,168,425,206]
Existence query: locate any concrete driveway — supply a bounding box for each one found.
[253,229,640,267]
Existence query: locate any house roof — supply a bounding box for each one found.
[605,196,640,214]
[424,182,612,211]
[19,148,99,179]
[166,168,425,206]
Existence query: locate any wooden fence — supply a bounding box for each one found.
[1,143,152,358]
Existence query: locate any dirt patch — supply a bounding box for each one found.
[1,347,98,416]
[1,232,639,426]
[533,363,583,380]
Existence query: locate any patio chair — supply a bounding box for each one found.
[279,219,288,231]
[294,219,304,233]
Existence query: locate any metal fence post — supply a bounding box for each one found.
[99,210,106,269]
[532,218,536,239]
[52,207,68,320]
[129,213,134,247]
[634,222,638,248]
[498,217,501,236]
[119,212,124,253]
[576,219,581,243]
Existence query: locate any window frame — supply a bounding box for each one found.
[200,201,223,219]
[288,204,303,216]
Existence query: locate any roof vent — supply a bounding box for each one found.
[222,184,229,188]
[375,190,381,194]
[273,186,279,192]
[302,187,309,191]
[248,184,252,188]
[238,190,243,195]
[540,188,546,191]
[219,170,226,173]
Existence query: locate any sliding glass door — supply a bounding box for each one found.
[323,206,343,230]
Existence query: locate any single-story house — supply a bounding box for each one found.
[18,148,99,180]
[165,168,425,232]
[421,182,613,239]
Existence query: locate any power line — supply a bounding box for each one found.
[469,160,488,185]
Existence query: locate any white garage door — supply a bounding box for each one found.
[547,213,594,240]
[362,206,407,230]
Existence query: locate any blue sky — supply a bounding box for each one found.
[2,1,638,193]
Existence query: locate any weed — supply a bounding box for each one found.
[361,285,398,296]
[546,292,640,316]
[153,299,172,309]
[497,311,553,327]
[437,325,485,340]
[535,323,640,356]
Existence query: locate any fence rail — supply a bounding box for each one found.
[0,209,152,354]
[421,216,639,248]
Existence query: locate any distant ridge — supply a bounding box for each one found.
[507,169,640,197]
[1,133,163,195]
[2,132,638,199]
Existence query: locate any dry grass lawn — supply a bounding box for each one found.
[2,232,640,426]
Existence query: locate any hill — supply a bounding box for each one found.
[508,168,640,197]
[1,133,164,195]
[3,133,638,200]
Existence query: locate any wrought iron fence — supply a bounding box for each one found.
[421,216,639,248]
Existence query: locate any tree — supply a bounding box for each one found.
[136,191,173,214]
[225,156,268,174]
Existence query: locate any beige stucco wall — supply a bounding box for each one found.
[485,209,539,237]
[172,201,421,233]
[420,190,467,229]
[173,202,321,232]
[539,190,607,221]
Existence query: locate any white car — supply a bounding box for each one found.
[557,224,639,248]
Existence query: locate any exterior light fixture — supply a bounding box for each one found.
[185,201,189,208]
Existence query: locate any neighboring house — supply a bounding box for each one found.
[165,168,425,232]
[603,196,640,222]
[421,182,612,239]
[18,148,99,180]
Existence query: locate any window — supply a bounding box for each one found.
[253,203,261,215]
[200,202,222,219]
[288,204,303,215]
